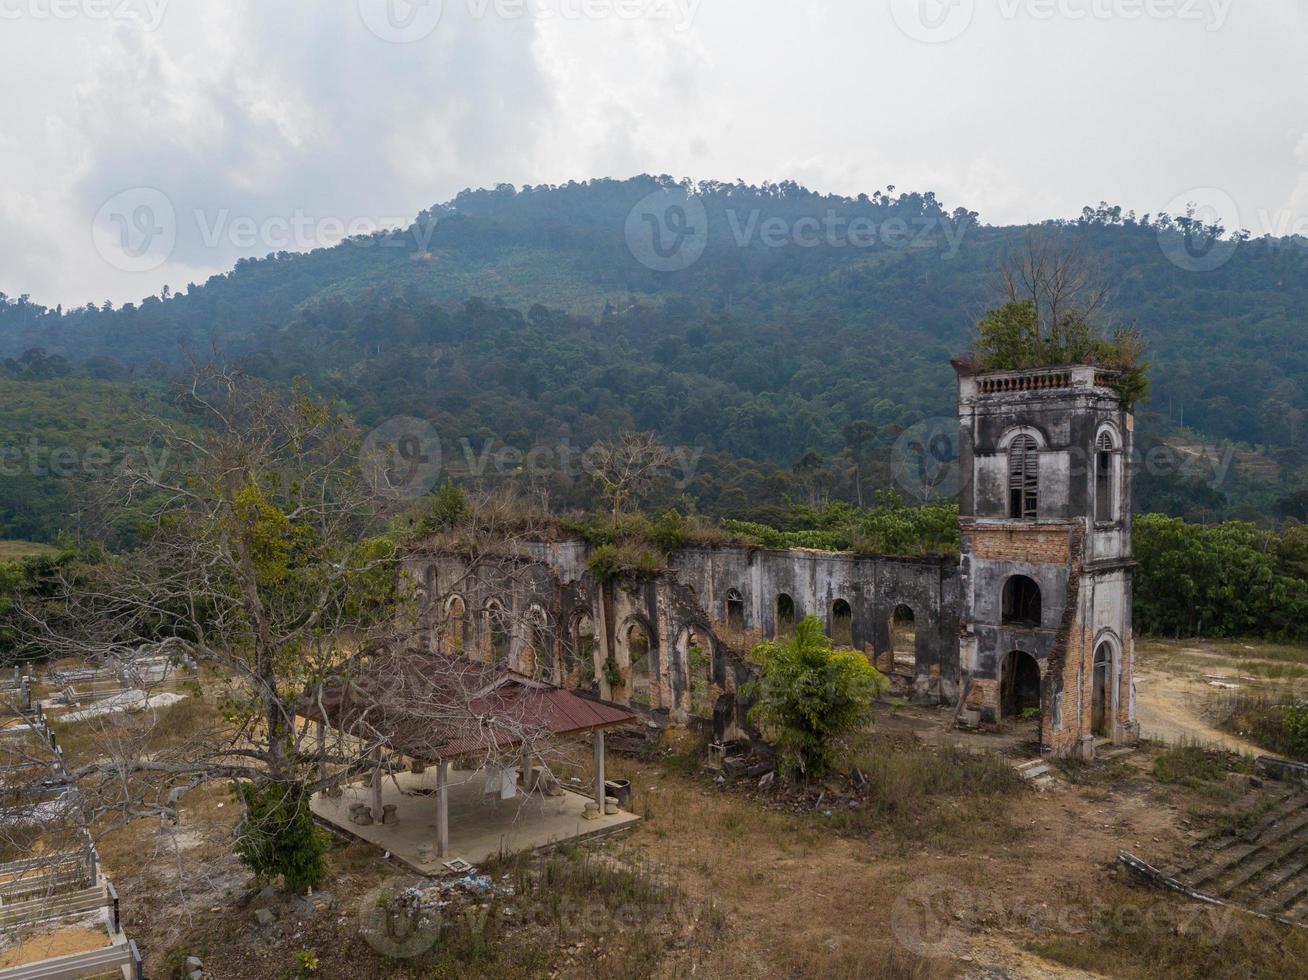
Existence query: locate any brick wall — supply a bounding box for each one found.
[966,526,1072,565]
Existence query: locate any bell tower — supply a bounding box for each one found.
[955,363,1136,759]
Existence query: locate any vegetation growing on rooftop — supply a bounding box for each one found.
[566,509,728,582]
[971,240,1150,407]
[723,493,960,558]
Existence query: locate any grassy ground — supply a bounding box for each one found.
[1028,874,1308,979]
[1216,696,1308,761]
[0,539,57,562]
[31,637,1308,979]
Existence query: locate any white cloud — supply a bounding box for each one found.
[1,0,1306,306]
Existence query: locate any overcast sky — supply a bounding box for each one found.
[1,0,1305,308]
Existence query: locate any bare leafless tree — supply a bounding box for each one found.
[582,432,678,520]
[993,234,1113,358]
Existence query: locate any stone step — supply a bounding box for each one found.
[1169,791,1308,877]
[1190,807,1308,891]
[1279,890,1308,925]
[1013,759,1057,791]
[1215,828,1308,899]
[1252,855,1308,917]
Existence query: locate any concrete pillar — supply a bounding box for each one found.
[436,761,450,857]
[315,722,327,785]
[594,729,606,810]
[521,741,535,793]
[371,747,384,821]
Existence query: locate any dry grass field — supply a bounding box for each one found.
[30,639,1308,979]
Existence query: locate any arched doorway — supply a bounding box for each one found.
[831,599,853,647]
[775,594,796,636]
[627,623,653,707]
[571,613,597,690]
[891,604,916,675]
[1002,576,1042,627]
[484,600,510,666]
[525,607,553,682]
[725,589,745,634]
[1092,642,1113,737]
[1001,650,1041,719]
[681,628,712,715]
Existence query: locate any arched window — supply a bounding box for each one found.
[775,593,796,636]
[725,589,745,633]
[831,599,853,647]
[1095,430,1116,523]
[444,595,467,654]
[1001,575,1041,627]
[485,600,510,666]
[1008,434,1039,519]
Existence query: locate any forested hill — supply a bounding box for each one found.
[3,176,1308,538]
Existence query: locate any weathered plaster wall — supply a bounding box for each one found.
[957,365,1136,758]
[401,364,1137,759]
[405,542,961,739]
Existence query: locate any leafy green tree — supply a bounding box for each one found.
[1134,514,1308,638]
[747,615,888,777]
[232,781,330,891]
[974,301,1043,370]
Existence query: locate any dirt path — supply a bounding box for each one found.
[1134,641,1301,757]
[1134,659,1270,756]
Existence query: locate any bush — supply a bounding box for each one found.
[1281,700,1308,757]
[1152,742,1249,789]
[232,780,330,891]
[747,615,888,777]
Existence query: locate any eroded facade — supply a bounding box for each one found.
[406,362,1137,758]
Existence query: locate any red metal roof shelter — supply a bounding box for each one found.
[300,649,636,763]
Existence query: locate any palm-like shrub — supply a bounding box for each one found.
[747,615,888,777]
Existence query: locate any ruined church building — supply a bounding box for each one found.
[411,362,1137,759]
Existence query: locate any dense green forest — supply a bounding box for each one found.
[4,176,1308,542]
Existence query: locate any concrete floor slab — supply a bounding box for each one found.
[311,767,639,873]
